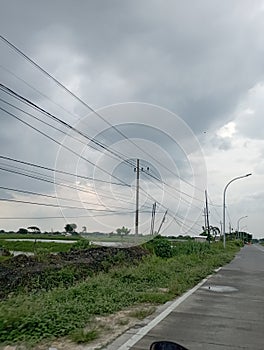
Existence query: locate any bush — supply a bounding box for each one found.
[71,239,91,250]
[144,236,173,258]
[0,241,241,345]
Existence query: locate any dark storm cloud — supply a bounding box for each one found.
[1,0,264,135]
[1,0,264,234]
[89,122,193,180]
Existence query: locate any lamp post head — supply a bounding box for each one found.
[245,173,252,177]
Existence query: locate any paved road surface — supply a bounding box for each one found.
[108,244,264,350]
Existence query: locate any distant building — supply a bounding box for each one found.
[193,235,207,242]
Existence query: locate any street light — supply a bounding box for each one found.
[237,216,248,239]
[223,173,252,248]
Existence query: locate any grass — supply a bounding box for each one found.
[83,234,151,244]
[70,328,99,343]
[0,241,240,346]
[117,318,129,326]
[0,256,10,262]
[0,234,81,240]
[0,240,74,253]
[128,306,156,320]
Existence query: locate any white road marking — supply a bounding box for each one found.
[117,273,215,350]
[253,244,264,252]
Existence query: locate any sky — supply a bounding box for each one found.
[0,0,264,238]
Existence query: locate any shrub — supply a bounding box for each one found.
[71,239,91,250]
[144,236,172,258]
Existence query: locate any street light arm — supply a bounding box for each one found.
[222,173,252,248]
[223,174,252,197]
[223,174,252,210]
[237,216,248,229]
[237,216,248,240]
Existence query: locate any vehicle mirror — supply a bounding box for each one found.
[150,341,188,350]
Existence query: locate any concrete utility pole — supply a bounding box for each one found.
[150,202,157,235]
[135,159,140,236]
[134,159,150,236]
[205,190,210,242]
[157,209,168,234]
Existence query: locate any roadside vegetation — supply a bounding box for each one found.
[0,234,88,255]
[0,240,74,254]
[0,237,242,347]
[0,233,80,240]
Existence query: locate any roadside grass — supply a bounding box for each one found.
[0,256,10,262]
[128,306,156,320]
[70,328,99,344]
[0,241,240,346]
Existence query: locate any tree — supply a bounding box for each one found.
[64,223,77,234]
[116,226,131,236]
[17,228,28,234]
[27,226,41,233]
[200,226,220,241]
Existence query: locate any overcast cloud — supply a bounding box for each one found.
[0,0,264,237]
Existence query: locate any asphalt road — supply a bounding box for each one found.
[107,244,264,350]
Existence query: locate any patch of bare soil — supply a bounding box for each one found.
[0,246,149,299]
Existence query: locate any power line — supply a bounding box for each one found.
[0,162,153,211]
[0,155,127,187]
[140,168,204,210]
[0,185,133,211]
[0,165,136,206]
[0,35,204,193]
[0,64,80,120]
[0,105,130,187]
[0,36,209,229]
[0,197,121,212]
[0,95,201,208]
[0,65,207,226]
[0,198,151,215]
[0,85,136,169]
[1,83,205,211]
[0,210,153,220]
[138,183,203,234]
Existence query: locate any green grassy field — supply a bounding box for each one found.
[0,234,84,254]
[0,234,80,240]
[0,240,241,347]
[0,240,74,253]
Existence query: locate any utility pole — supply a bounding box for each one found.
[203,208,207,233]
[205,190,210,242]
[135,159,140,236]
[157,209,168,234]
[134,159,151,236]
[150,202,157,235]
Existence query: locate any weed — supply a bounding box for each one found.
[70,328,99,343]
[71,239,91,250]
[117,318,129,326]
[0,240,73,253]
[0,241,240,346]
[128,307,156,320]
